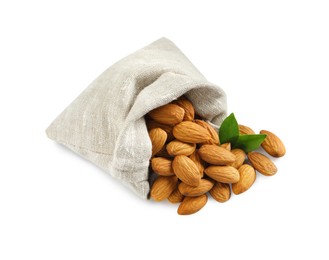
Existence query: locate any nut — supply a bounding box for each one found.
[260,130,286,157]
[172,155,201,187]
[147,97,285,215]
[247,151,277,176]
[173,121,211,143]
[194,119,219,144]
[151,157,174,176]
[220,143,231,151]
[209,182,231,202]
[198,144,236,165]
[173,96,195,121]
[229,149,246,169]
[148,104,185,126]
[150,176,178,201]
[232,164,256,194]
[178,179,214,197]
[189,150,206,177]
[146,120,174,141]
[168,187,184,203]
[204,165,240,183]
[149,128,167,156]
[239,124,255,135]
[166,140,196,156]
[177,194,208,215]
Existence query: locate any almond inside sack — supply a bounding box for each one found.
[46,38,227,198]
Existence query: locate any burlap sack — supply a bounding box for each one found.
[46,38,227,198]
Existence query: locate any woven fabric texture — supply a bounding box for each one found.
[46,38,227,198]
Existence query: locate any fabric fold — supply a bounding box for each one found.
[46,38,227,198]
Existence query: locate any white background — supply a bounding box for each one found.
[1,1,329,259]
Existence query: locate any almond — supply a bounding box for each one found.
[232,164,256,194]
[172,155,201,187]
[260,130,286,157]
[148,104,185,126]
[166,140,196,156]
[220,143,231,151]
[198,145,236,165]
[173,96,195,121]
[177,194,208,215]
[204,165,240,183]
[229,149,246,169]
[149,128,167,156]
[247,151,277,176]
[151,157,174,176]
[146,120,174,141]
[150,176,178,201]
[239,124,255,135]
[194,119,220,144]
[173,121,211,143]
[168,187,184,203]
[189,150,206,177]
[178,179,214,197]
[209,182,231,202]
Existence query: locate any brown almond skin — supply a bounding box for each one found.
[148,104,185,126]
[248,151,277,176]
[239,124,255,135]
[151,157,174,176]
[209,182,231,202]
[150,176,178,201]
[204,166,240,183]
[220,143,231,151]
[198,145,236,165]
[260,130,286,157]
[173,96,195,121]
[172,155,201,187]
[229,149,246,169]
[189,150,206,177]
[194,120,220,145]
[178,179,214,197]
[166,140,196,156]
[149,128,167,156]
[168,187,184,203]
[146,120,174,141]
[173,121,211,143]
[232,164,256,195]
[177,194,208,215]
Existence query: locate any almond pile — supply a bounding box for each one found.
[147,96,286,215]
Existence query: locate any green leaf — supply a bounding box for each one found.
[234,134,267,153]
[219,113,239,145]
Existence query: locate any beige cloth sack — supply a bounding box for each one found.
[46,38,227,198]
